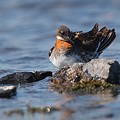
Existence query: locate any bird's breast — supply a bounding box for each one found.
[55,39,72,53]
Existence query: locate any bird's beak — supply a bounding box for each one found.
[65,36,74,44]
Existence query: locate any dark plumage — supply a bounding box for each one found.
[71,23,116,54]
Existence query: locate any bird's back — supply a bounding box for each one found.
[71,23,116,56]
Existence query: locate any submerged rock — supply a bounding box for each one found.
[0,86,16,98]
[50,59,120,92]
[0,71,52,85]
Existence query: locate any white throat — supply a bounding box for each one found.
[56,35,64,40]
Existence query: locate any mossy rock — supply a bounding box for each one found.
[50,77,117,93]
[50,59,120,93]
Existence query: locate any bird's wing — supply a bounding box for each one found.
[72,23,116,53]
[49,46,54,57]
[96,27,116,53]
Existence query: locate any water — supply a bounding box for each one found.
[0,0,120,119]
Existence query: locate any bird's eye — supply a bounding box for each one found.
[60,31,64,35]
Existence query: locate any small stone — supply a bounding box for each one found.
[0,86,16,98]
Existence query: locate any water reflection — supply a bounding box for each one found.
[2,86,120,120]
[34,89,117,120]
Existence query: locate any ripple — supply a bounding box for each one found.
[0,0,120,120]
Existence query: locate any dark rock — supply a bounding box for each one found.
[0,71,52,85]
[0,86,16,98]
[50,59,120,92]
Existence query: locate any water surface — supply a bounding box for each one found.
[0,0,120,120]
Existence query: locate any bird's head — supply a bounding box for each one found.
[56,25,73,44]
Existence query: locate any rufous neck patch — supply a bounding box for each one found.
[55,39,71,52]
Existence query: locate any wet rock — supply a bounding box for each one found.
[50,59,120,92]
[0,71,52,85]
[0,86,16,98]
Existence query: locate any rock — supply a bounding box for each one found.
[50,59,120,92]
[0,86,16,98]
[82,59,120,84]
[0,71,52,85]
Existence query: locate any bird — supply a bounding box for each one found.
[49,23,116,68]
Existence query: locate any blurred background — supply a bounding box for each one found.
[0,0,120,73]
[0,0,120,120]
